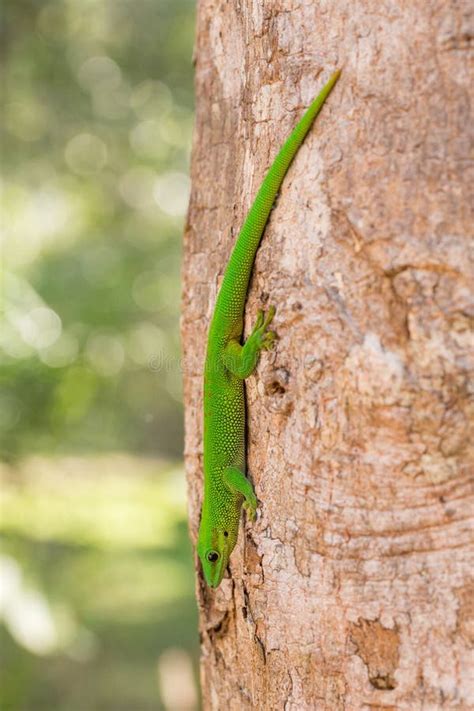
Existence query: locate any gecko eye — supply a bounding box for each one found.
[207,551,219,563]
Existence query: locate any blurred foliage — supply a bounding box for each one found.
[0,458,199,711]
[1,0,199,708]
[1,0,195,460]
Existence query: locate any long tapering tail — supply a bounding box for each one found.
[212,69,341,327]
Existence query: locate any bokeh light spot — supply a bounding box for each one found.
[85,332,125,376]
[65,133,108,175]
[77,56,122,92]
[18,307,62,349]
[0,557,60,656]
[157,648,197,711]
[153,172,190,217]
[129,120,166,160]
[119,167,157,210]
[130,79,173,120]
[2,185,83,268]
[127,322,165,366]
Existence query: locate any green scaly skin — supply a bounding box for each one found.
[197,70,341,588]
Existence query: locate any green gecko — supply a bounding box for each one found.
[197,70,341,588]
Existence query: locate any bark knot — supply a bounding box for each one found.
[349,618,400,691]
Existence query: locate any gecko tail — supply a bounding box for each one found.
[214,69,342,322]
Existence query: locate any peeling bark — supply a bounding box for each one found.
[182,1,474,709]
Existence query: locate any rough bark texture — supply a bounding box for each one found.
[181,1,473,709]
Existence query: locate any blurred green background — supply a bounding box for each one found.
[1,0,199,709]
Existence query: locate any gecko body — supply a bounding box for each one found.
[197,70,341,587]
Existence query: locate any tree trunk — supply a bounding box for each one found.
[182,2,473,709]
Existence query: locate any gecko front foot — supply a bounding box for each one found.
[223,466,258,520]
[249,305,277,352]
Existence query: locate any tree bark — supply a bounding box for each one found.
[182,1,473,709]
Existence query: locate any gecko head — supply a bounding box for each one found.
[197,526,233,589]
